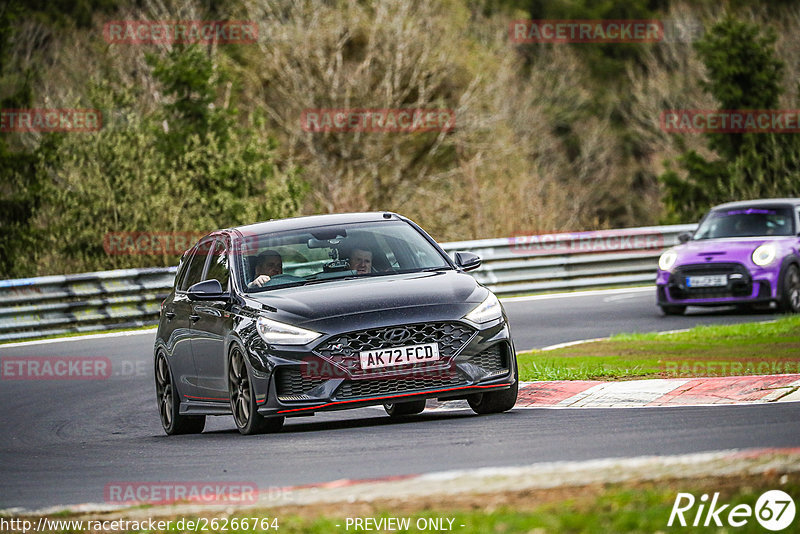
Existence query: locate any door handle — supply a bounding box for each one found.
[165,311,176,320]
[190,314,200,322]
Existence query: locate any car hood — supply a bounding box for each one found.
[244,270,487,326]
[675,237,780,263]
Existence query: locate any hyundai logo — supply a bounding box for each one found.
[383,328,412,344]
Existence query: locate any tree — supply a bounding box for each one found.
[660,15,800,223]
[0,1,41,278]
[32,45,306,274]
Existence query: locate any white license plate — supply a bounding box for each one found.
[686,275,727,288]
[359,343,440,370]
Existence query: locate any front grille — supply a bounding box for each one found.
[275,367,325,400]
[314,322,476,376]
[668,262,752,299]
[335,373,465,399]
[466,344,508,373]
[675,263,742,276]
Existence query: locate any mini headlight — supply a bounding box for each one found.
[752,243,777,267]
[256,316,322,345]
[464,292,503,324]
[658,249,678,271]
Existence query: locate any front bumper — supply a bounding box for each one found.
[245,318,517,417]
[656,262,778,306]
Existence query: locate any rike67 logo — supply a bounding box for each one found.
[669,490,796,531]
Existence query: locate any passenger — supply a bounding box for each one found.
[248,250,282,288]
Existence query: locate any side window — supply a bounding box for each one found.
[180,241,213,291]
[174,253,190,290]
[205,240,230,290]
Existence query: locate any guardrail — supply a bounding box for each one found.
[441,224,696,295]
[0,224,696,342]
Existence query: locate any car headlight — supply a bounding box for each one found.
[658,249,678,271]
[256,316,322,345]
[464,292,503,324]
[752,243,777,267]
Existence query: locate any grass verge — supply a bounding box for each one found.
[517,315,800,381]
[5,473,797,533]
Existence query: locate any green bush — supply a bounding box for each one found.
[660,15,800,222]
[30,46,305,274]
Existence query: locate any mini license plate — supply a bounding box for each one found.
[359,343,440,370]
[686,274,727,288]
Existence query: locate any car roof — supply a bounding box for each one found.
[712,198,800,211]
[225,212,404,237]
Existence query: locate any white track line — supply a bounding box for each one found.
[538,337,609,352]
[500,286,652,303]
[0,328,157,348]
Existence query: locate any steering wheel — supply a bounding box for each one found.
[263,274,304,285]
[248,274,305,290]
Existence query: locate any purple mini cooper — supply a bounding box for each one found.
[657,199,800,315]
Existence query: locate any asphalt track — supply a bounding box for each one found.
[1,287,796,510]
[503,286,781,351]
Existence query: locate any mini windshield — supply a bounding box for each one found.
[236,220,452,291]
[693,207,795,240]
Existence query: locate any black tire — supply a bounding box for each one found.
[660,305,686,316]
[229,347,284,435]
[778,264,800,313]
[468,381,518,415]
[155,352,205,435]
[383,399,426,417]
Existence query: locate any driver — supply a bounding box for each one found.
[248,250,283,288]
[347,247,373,275]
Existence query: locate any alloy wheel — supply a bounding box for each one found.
[156,354,173,428]
[229,349,251,428]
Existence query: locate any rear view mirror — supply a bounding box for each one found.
[454,251,482,272]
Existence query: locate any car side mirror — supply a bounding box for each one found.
[454,251,482,272]
[187,279,228,301]
[677,232,693,244]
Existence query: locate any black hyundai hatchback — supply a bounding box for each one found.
[154,212,518,435]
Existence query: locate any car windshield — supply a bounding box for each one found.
[693,207,795,240]
[236,220,452,291]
